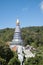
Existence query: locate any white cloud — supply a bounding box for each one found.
[40,1,43,11]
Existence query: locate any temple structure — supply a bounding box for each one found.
[10,19,23,47]
[10,19,35,65]
[10,19,24,65]
[12,19,23,45]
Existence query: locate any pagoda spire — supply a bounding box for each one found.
[11,19,23,45]
[16,19,20,26]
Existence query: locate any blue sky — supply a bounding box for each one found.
[0,0,43,29]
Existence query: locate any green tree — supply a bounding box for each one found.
[24,55,43,65]
[0,57,6,65]
[0,45,14,63]
[8,57,20,65]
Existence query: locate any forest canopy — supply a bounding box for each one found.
[0,26,43,65]
[0,26,43,47]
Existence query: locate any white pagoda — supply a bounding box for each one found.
[10,19,23,47]
[10,19,24,65]
[10,19,35,65]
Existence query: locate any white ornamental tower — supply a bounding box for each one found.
[10,19,24,65]
[10,19,23,46]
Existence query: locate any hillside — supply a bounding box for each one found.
[0,26,43,65]
[0,26,43,54]
[0,26,43,46]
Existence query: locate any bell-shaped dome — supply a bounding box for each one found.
[10,19,23,45]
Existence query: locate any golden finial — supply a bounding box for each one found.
[16,19,20,25]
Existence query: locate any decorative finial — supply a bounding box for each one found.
[16,19,20,25]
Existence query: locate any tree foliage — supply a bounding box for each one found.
[0,27,43,65]
[0,44,14,63]
[0,57,6,65]
[24,55,43,65]
[0,27,43,47]
[8,57,20,65]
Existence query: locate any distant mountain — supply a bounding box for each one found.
[0,26,43,47]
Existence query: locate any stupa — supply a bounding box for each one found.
[10,19,24,65]
[10,19,35,65]
[10,19,23,47]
